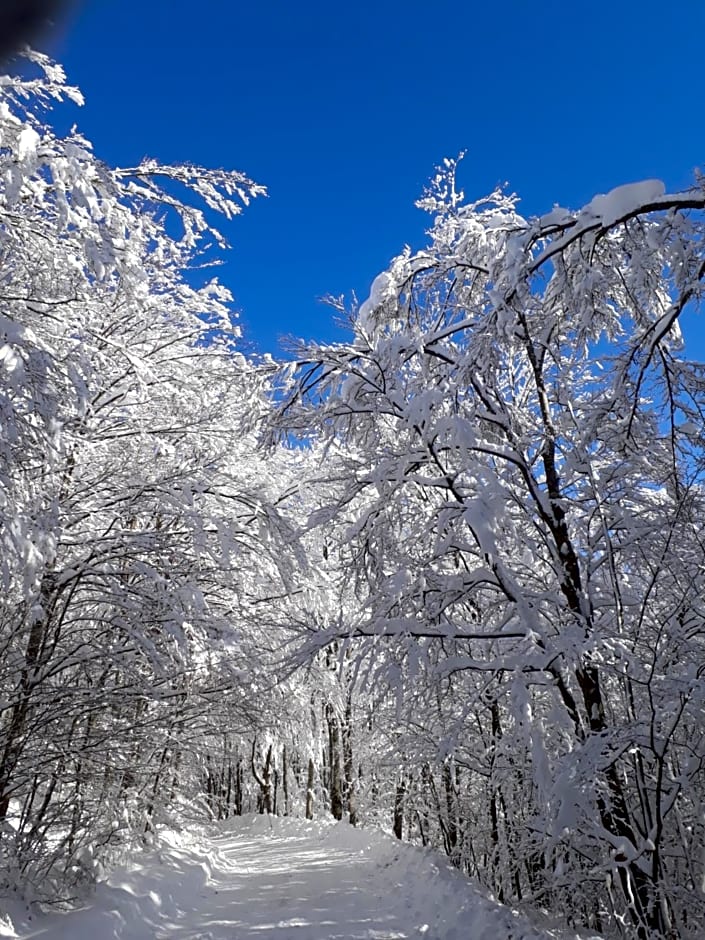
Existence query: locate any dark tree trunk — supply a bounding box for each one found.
[282,745,289,816]
[305,757,315,820]
[342,695,356,825]
[393,777,406,840]
[0,575,61,821]
[251,741,273,814]
[442,759,458,859]
[326,704,343,821]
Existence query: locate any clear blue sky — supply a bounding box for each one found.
[46,0,705,357]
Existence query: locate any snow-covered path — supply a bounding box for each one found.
[2,816,598,940]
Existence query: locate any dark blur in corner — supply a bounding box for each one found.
[0,0,74,61]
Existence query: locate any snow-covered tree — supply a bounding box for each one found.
[0,53,308,896]
[275,158,705,938]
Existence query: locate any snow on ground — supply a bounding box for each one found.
[0,814,600,939]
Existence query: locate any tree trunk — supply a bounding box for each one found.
[393,777,406,840]
[326,704,343,821]
[0,576,59,821]
[305,757,315,820]
[282,745,289,816]
[342,695,356,825]
[442,758,458,860]
[251,741,273,814]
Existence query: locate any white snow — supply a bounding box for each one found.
[0,815,600,939]
[538,207,571,227]
[16,127,40,162]
[583,179,666,227]
[359,272,395,331]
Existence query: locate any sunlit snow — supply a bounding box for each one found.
[0,815,599,939]
[582,179,666,226]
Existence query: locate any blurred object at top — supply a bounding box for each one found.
[0,0,71,61]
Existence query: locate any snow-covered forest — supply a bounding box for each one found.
[1,57,705,940]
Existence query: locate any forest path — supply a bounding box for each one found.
[3,815,596,940]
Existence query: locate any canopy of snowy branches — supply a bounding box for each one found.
[1,59,705,940]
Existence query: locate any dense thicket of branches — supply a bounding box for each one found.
[0,54,288,896]
[0,56,371,904]
[275,162,705,938]
[1,60,705,940]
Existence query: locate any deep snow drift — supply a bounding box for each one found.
[0,814,600,939]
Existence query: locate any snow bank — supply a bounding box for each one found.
[0,814,601,939]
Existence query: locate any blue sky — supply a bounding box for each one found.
[47,0,705,357]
